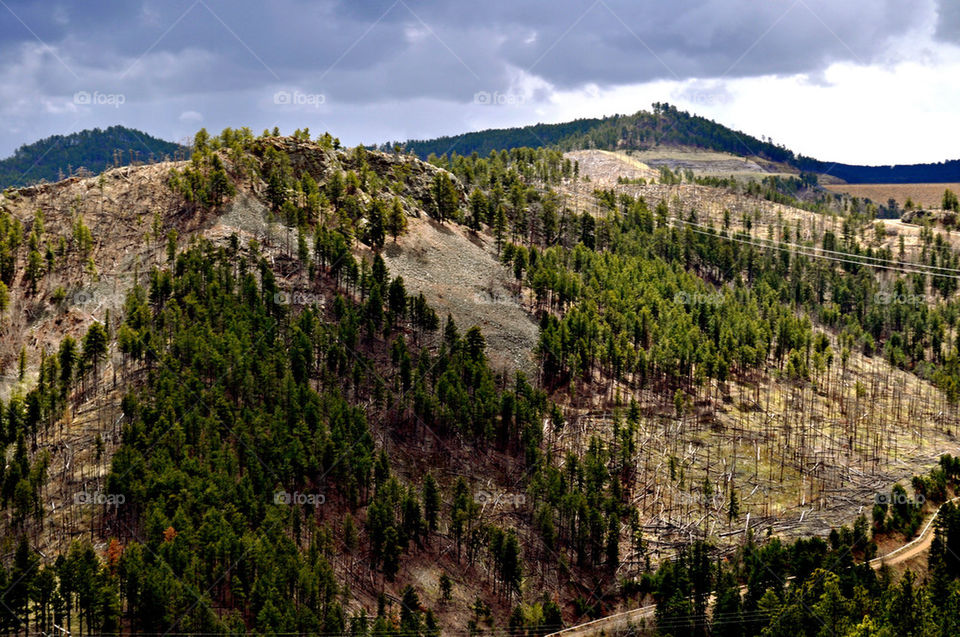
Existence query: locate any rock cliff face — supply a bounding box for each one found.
[0,161,189,397]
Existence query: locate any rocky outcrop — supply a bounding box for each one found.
[901,208,958,227]
[250,137,464,219]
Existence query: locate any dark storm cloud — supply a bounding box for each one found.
[0,0,933,155]
[334,0,923,87]
[0,0,924,99]
[935,0,960,42]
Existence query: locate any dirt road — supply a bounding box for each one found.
[868,496,960,568]
[547,497,960,636]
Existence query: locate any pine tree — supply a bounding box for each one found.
[382,526,401,582]
[366,200,386,251]
[444,314,459,350]
[388,276,407,321]
[207,155,235,205]
[399,586,423,634]
[82,322,108,382]
[465,326,486,362]
[439,572,453,601]
[451,478,471,561]
[728,488,739,523]
[943,188,959,212]
[387,198,408,242]
[432,172,458,223]
[468,188,486,231]
[579,213,596,249]
[25,249,43,293]
[500,530,522,600]
[605,513,620,572]
[423,473,441,533]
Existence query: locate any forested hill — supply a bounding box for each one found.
[398,116,607,160]
[397,103,960,184]
[4,128,960,635]
[800,157,960,184]
[0,125,186,189]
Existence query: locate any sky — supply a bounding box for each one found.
[0,0,958,165]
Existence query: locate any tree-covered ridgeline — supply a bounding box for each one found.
[0,126,186,189]
[399,103,960,184]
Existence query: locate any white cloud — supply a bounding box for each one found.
[437,42,960,165]
[178,110,203,123]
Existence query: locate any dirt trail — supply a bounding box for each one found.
[869,496,960,568]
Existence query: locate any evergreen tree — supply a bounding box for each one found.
[432,172,458,223]
[423,473,441,534]
[388,197,408,241]
[468,188,486,231]
[367,199,386,251]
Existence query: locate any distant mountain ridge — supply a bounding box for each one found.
[0,125,186,189]
[396,103,960,184]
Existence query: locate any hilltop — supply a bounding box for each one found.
[397,103,960,184]
[0,125,186,189]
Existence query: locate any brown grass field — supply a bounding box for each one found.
[823,182,960,208]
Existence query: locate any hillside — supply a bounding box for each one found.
[399,103,960,184]
[2,129,960,635]
[0,130,566,635]
[0,126,186,189]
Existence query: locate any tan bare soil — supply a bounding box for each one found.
[627,147,793,178]
[379,214,539,378]
[567,148,794,191]
[565,150,659,184]
[824,182,960,209]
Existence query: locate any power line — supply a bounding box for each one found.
[670,218,960,281]
[676,217,960,274]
